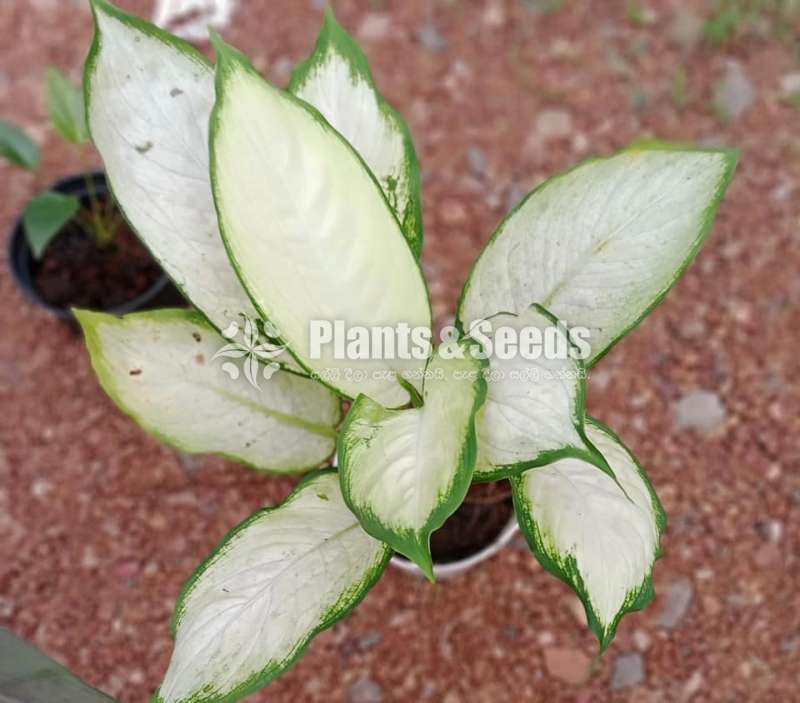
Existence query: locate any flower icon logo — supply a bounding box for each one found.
[212,315,286,389]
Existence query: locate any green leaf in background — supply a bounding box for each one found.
[46,66,89,144]
[0,118,40,169]
[23,191,80,259]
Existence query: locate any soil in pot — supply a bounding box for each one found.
[32,218,163,311]
[397,481,515,565]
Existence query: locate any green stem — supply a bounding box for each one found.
[82,173,117,248]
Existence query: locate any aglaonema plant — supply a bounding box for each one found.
[75,1,737,700]
[1,68,121,258]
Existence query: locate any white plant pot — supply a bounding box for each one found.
[389,515,519,579]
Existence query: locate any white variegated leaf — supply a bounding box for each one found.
[339,339,486,579]
[210,37,431,407]
[85,0,255,332]
[76,309,340,472]
[459,144,737,365]
[512,419,666,648]
[156,471,390,703]
[289,8,423,257]
[469,304,601,480]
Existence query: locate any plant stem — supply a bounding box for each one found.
[82,172,117,248]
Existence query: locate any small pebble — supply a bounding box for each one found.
[544,647,591,685]
[505,184,526,212]
[482,2,506,27]
[537,630,555,646]
[30,479,53,498]
[683,670,704,698]
[415,23,447,52]
[0,596,15,618]
[780,72,800,98]
[358,14,391,41]
[347,677,383,703]
[713,61,756,120]
[467,146,488,178]
[357,630,383,651]
[535,108,574,141]
[673,390,726,433]
[669,11,704,52]
[611,652,645,689]
[658,577,694,629]
[755,519,784,543]
[440,199,468,225]
[633,629,652,651]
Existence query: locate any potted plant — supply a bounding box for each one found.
[75,1,737,701]
[3,68,171,319]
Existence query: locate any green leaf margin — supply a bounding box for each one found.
[456,140,739,367]
[337,338,488,580]
[75,307,341,474]
[469,302,611,483]
[209,33,433,405]
[288,6,424,258]
[156,469,391,703]
[510,416,667,650]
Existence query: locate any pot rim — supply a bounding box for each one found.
[7,170,170,319]
[389,513,519,579]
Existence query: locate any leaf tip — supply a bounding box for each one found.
[403,536,436,583]
[322,3,339,25]
[207,27,227,54]
[419,555,436,584]
[210,31,255,81]
[72,307,102,333]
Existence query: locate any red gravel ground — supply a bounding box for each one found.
[1,1,798,701]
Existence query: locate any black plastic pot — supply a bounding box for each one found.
[8,171,172,319]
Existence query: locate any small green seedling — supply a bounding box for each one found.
[1,68,121,259]
[75,1,737,701]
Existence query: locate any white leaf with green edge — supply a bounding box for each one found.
[459,143,738,366]
[511,418,666,649]
[23,192,80,259]
[76,308,340,473]
[289,7,423,257]
[469,304,604,481]
[156,470,390,703]
[211,37,431,408]
[0,119,40,169]
[84,0,259,336]
[46,67,89,144]
[338,339,486,580]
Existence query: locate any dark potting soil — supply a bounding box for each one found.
[404,481,514,565]
[32,216,162,311]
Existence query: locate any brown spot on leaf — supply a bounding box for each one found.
[192,332,202,342]
[129,369,142,376]
[195,354,205,365]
